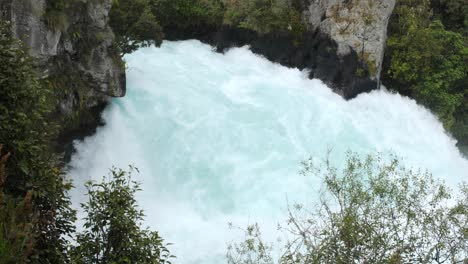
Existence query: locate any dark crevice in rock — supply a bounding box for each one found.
[54,102,108,164]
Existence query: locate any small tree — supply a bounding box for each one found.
[110,0,164,54]
[228,152,467,264]
[71,166,173,264]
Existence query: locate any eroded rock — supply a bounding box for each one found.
[306,0,395,84]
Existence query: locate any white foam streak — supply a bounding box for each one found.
[68,40,468,263]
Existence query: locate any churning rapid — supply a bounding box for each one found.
[68,40,468,263]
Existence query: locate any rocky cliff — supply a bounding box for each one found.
[163,0,395,99]
[306,0,395,85]
[0,0,125,157]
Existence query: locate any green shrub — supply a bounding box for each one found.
[432,0,468,34]
[110,0,164,54]
[0,21,76,263]
[384,0,468,144]
[110,0,308,53]
[223,0,306,35]
[0,145,36,264]
[151,0,224,29]
[228,152,468,263]
[71,167,173,264]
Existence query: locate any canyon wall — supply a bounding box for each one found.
[0,0,125,156]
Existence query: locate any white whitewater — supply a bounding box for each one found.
[68,40,468,263]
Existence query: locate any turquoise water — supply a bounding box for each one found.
[68,40,468,263]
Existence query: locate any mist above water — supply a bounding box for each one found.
[68,40,468,263]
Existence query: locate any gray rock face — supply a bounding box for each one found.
[7,0,61,60]
[0,0,125,118]
[305,0,395,85]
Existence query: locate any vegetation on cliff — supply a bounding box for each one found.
[151,0,225,30]
[222,0,306,36]
[383,0,468,146]
[0,22,76,263]
[110,0,164,54]
[109,0,307,53]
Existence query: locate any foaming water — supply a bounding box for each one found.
[68,40,468,263]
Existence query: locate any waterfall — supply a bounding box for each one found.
[68,40,468,263]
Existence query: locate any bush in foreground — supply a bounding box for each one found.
[227,152,467,263]
[71,166,173,264]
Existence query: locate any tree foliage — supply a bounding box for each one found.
[71,167,173,264]
[383,0,468,146]
[223,0,306,35]
[0,21,76,263]
[110,0,308,54]
[432,0,468,34]
[110,0,164,54]
[228,152,467,263]
[227,223,274,264]
[151,0,225,30]
[0,144,36,264]
[386,20,467,129]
